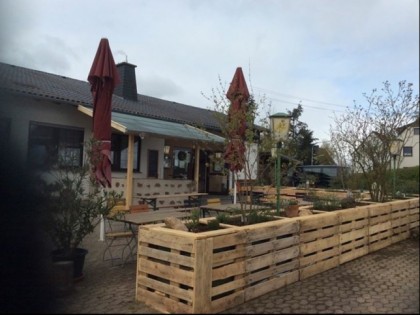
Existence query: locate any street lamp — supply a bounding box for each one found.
[390,139,403,199]
[270,112,292,215]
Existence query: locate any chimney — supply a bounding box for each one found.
[114,62,138,101]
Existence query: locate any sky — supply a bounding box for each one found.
[1,0,418,142]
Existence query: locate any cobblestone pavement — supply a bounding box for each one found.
[51,225,419,314]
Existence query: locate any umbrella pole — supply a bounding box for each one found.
[99,215,105,241]
[233,172,237,204]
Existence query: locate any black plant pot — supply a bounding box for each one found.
[51,248,88,281]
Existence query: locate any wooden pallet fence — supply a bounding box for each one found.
[242,219,300,302]
[136,223,247,314]
[135,197,419,314]
[368,203,392,252]
[299,212,340,280]
[390,199,411,243]
[207,226,248,314]
[136,225,197,314]
[409,198,420,229]
[338,206,369,264]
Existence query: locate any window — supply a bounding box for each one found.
[111,134,141,171]
[403,146,413,157]
[172,148,194,179]
[147,150,158,178]
[28,122,84,168]
[414,127,419,135]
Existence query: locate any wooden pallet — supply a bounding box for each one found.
[409,198,420,229]
[299,212,340,280]
[338,207,369,264]
[242,219,299,303]
[390,199,411,243]
[368,203,392,252]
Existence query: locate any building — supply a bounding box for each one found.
[397,117,419,168]
[0,61,260,207]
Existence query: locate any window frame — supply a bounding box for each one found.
[110,133,141,172]
[27,121,84,169]
[172,147,194,180]
[402,146,413,157]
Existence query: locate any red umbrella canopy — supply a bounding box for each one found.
[224,67,250,172]
[88,38,120,188]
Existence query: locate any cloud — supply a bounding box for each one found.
[139,74,184,100]
[0,0,418,143]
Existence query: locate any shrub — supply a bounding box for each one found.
[185,208,200,232]
[313,195,341,211]
[207,219,220,230]
[340,196,357,209]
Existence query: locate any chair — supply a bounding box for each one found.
[202,198,221,217]
[102,206,136,267]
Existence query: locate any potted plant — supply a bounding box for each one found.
[42,139,121,280]
[285,199,299,217]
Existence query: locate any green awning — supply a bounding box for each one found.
[78,105,224,143]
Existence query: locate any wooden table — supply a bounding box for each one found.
[108,208,192,238]
[199,203,270,217]
[118,209,191,225]
[107,209,192,261]
[138,192,208,211]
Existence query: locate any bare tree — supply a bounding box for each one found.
[330,80,419,202]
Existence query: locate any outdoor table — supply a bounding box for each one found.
[105,209,192,263]
[137,192,208,211]
[112,208,191,226]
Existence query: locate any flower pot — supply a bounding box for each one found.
[285,205,300,217]
[52,260,74,296]
[51,248,88,281]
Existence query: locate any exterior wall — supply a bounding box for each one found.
[1,94,181,205]
[1,94,91,162]
[111,176,196,208]
[132,178,195,208]
[399,126,419,168]
[237,142,258,180]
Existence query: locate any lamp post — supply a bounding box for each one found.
[270,113,292,215]
[311,143,319,165]
[389,139,403,199]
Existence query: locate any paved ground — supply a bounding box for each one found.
[47,221,420,314]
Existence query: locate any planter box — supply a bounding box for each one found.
[135,197,419,314]
[136,217,299,314]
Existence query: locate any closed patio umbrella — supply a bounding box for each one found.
[224,67,250,203]
[88,38,120,188]
[224,67,250,172]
